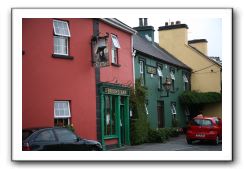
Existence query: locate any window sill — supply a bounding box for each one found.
[104,135,118,139]
[52,54,74,60]
[111,63,121,67]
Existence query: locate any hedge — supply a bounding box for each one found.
[180,91,222,106]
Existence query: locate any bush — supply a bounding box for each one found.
[147,128,180,143]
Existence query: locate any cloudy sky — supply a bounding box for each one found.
[118,17,222,59]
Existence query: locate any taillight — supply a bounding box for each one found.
[22,143,31,151]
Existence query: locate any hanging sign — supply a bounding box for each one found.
[147,66,157,75]
[92,35,109,67]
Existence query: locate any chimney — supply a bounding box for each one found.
[158,21,189,47]
[144,18,148,26]
[139,18,143,27]
[134,18,155,43]
[188,39,208,55]
[176,21,181,24]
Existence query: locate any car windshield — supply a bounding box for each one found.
[191,119,212,126]
[54,128,77,142]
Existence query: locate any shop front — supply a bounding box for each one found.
[99,83,131,150]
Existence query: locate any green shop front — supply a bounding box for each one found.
[99,83,131,150]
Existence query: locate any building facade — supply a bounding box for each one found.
[133,19,192,128]
[158,21,222,117]
[22,18,135,149]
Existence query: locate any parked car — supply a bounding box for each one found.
[186,115,222,145]
[22,127,103,151]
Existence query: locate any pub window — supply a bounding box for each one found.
[171,102,177,120]
[157,65,163,89]
[183,73,189,91]
[104,95,116,136]
[54,101,71,127]
[111,35,120,64]
[170,68,175,91]
[139,60,145,86]
[53,20,71,56]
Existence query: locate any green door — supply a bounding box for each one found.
[120,102,126,145]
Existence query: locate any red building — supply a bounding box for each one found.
[22,18,136,149]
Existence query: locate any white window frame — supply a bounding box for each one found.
[53,20,70,56]
[139,60,144,74]
[170,71,175,80]
[157,66,163,77]
[171,103,177,115]
[183,74,189,83]
[54,36,69,56]
[53,20,71,37]
[111,35,120,48]
[54,101,71,119]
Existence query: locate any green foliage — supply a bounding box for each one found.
[180,91,222,106]
[147,128,180,143]
[130,79,150,145]
[65,124,75,132]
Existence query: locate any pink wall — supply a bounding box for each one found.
[99,21,134,87]
[22,18,97,140]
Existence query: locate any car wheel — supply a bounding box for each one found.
[187,139,192,144]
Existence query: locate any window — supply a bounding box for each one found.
[171,102,177,119]
[139,60,145,86]
[34,130,56,142]
[111,35,120,64]
[104,95,116,136]
[53,20,71,56]
[170,69,175,91]
[157,66,163,89]
[54,128,77,142]
[54,101,71,127]
[183,74,189,91]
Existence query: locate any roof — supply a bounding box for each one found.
[188,39,208,44]
[133,34,191,70]
[100,18,137,34]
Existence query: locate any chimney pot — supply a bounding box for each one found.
[165,22,168,26]
[171,22,174,25]
[139,18,143,27]
[176,21,181,24]
[144,18,148,26]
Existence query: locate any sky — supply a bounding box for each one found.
[118,17,222,59]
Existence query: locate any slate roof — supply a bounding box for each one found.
[133,34,191,70]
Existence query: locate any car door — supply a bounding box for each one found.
[30,129,59,151]
[54,128,87,151]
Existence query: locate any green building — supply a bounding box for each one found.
[133,18,191,128]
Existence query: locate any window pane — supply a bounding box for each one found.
[54,101,70,118]
[54,128,77,142]
[35,130,56,142]
[111,35,120,48]
[53,20,70,37]
[54,36,68,55]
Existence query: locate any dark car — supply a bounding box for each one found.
[186,115,222,145]
[22,127,103,151]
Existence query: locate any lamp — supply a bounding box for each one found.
[161,77,172,97]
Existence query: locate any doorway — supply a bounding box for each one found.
[157,101,164,128]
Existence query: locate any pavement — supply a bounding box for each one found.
[113,134,222,151]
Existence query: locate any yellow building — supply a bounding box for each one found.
[158,21,222,117]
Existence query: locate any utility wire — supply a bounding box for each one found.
[192,63,218,73]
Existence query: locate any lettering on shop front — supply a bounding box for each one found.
[104,88,128,95]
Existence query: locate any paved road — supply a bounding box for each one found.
[119,134,222,151]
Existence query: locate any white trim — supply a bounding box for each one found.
[157,66,163,77]
[54,36,69,56]
[170,71,175,80]
[54,101,71,118]
[171,104,177,115]
[183,74,189,83]
[139,60,144,74]
[53,20,71,37]
[111,35,120,48]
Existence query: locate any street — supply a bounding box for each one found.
[118,134,222,151]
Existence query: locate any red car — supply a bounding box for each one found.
[186,115,222,145]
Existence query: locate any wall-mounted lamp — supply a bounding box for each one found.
[161,77,172,97]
